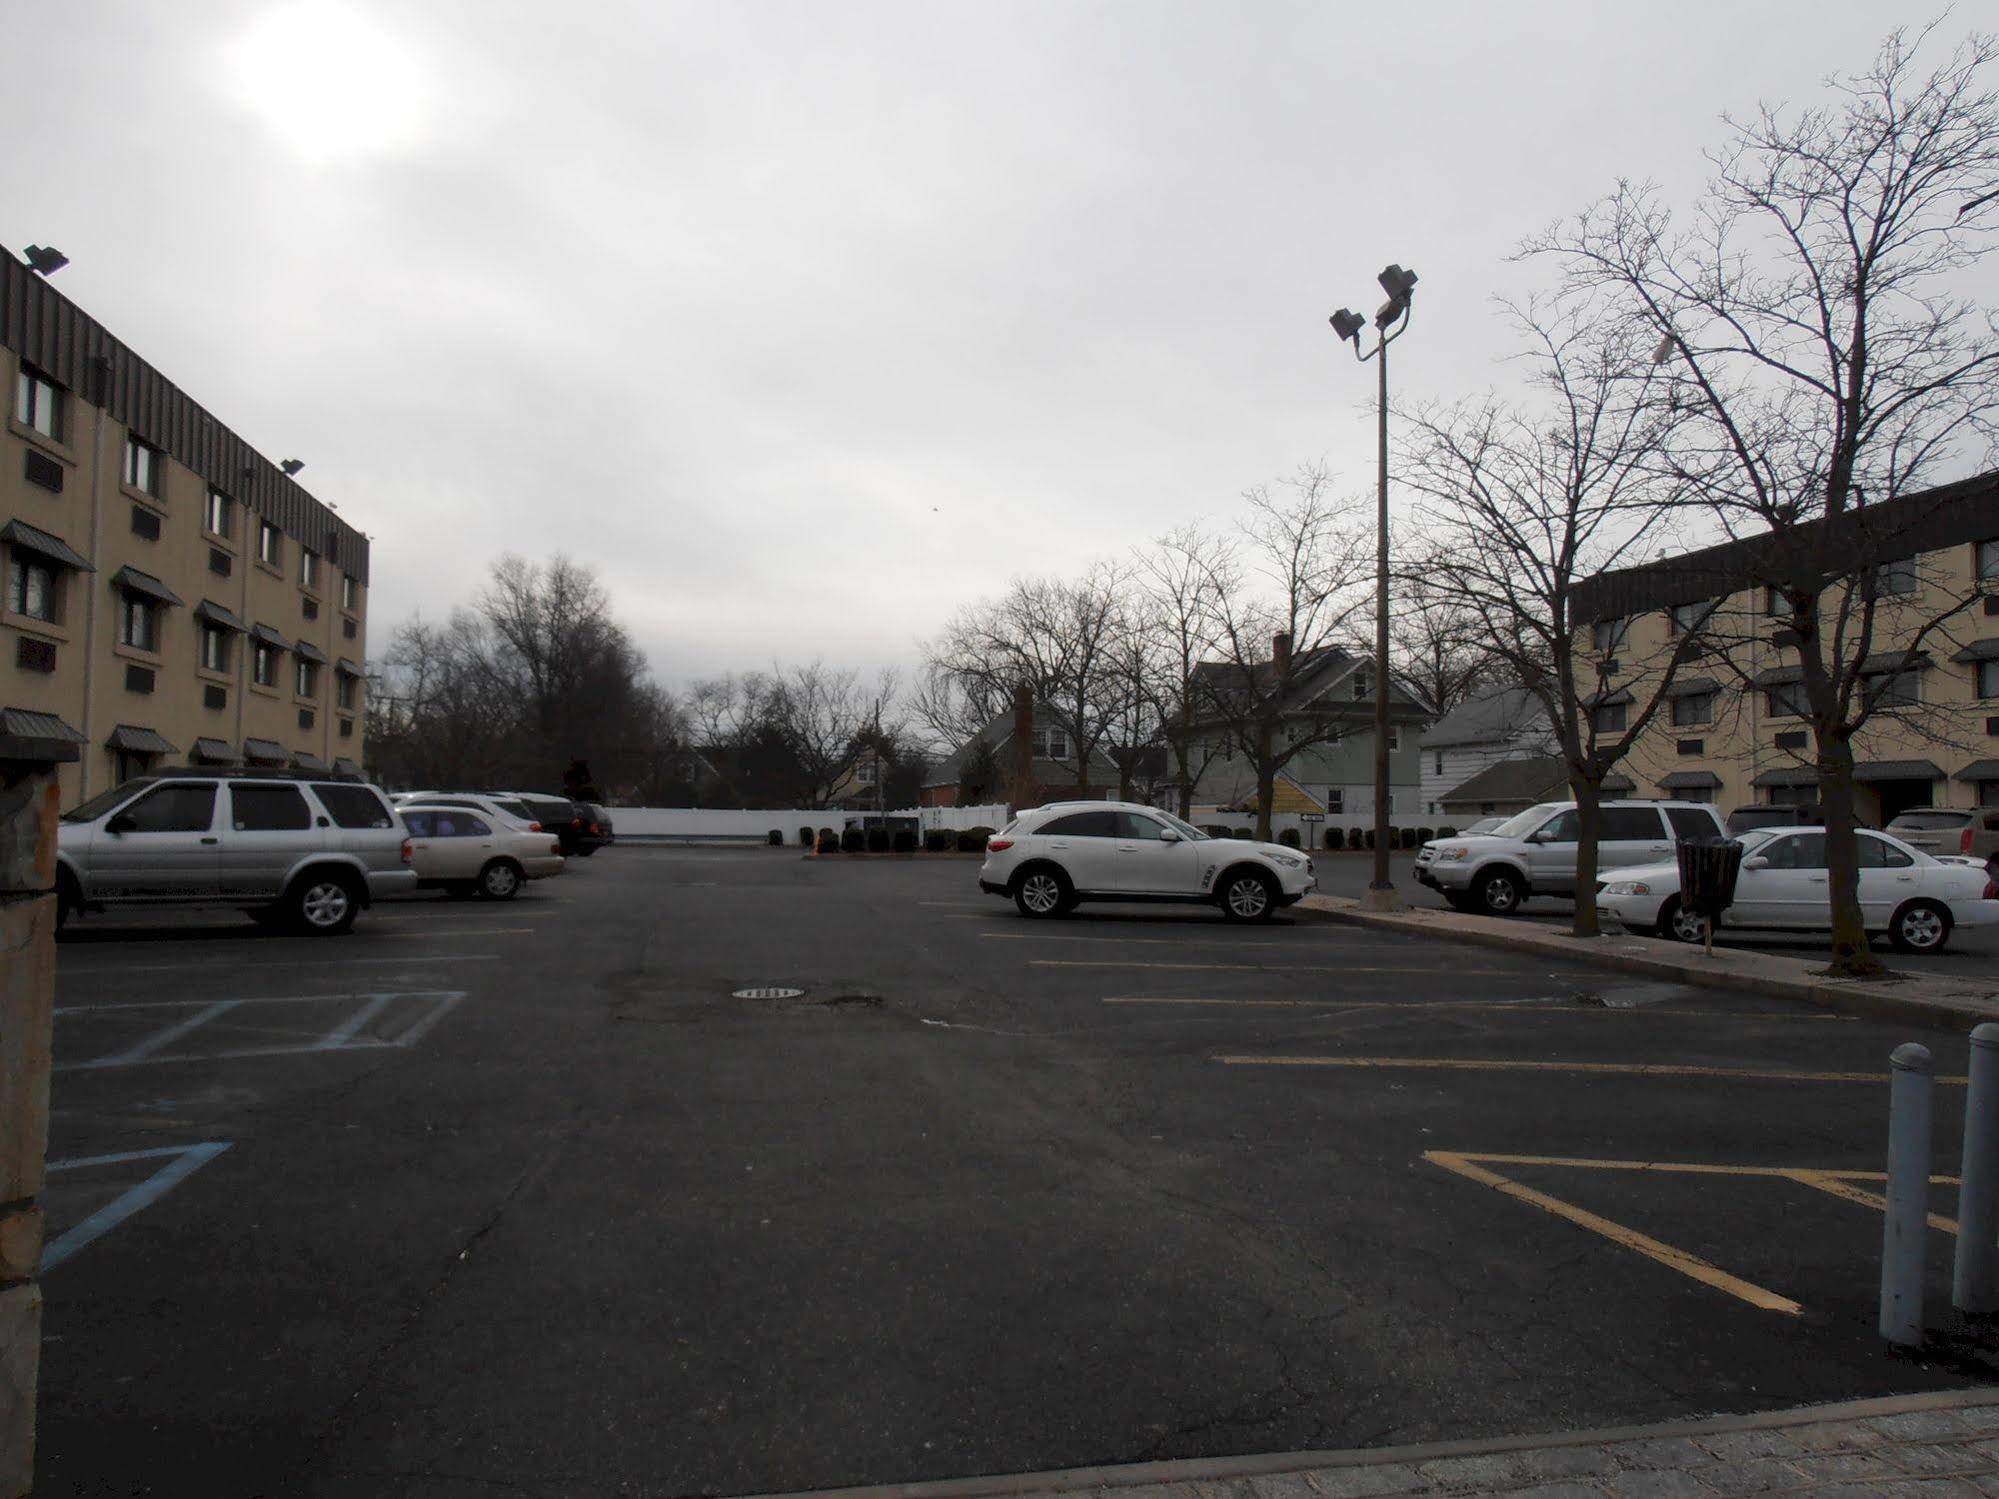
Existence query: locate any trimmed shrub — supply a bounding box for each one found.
[1278,828,1301,848]
[1233,826,1253,841]
[867,827,891,853]
[1437,825,1458,838]
[817,828,840,853]
[924,830,951,852]
[892,829,916,853]
[955,827,992,853]
[1204,825,1233,838]
[799,826,815,847]
[1348,826,1367,850]
[1399,827,1418,850]
[768,829,784,846]
[1417,827,1435,844]
[1324,829,1343,850]
[1364,828,1377,850]
[842,827,865,853]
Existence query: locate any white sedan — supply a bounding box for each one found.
[398,804,565,900]
[1597,826,1999,954]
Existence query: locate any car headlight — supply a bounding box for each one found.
[1601,881,1649,897]
[1434,846,1470,862]
[1269,852,1304,869]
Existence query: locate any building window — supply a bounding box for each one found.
[1978,538,1999,583]
[1326,787,1344,814]
[200,624,231,674]
[119,594,158,651]
[7,553,57,622]
[259,521,281,567]
[1029,726,1069,761]
[1764,586,1788,617]
[336,673,356,711]
[123,436,161,496]
[341,575,358,611]
[14,366,63,440]
[1386,726,1401,750]
[1872,666,1921,708]
[1979,660,1999,700]
[1876,556,1919,596]
[1351,668,1371,700]
[205,489,233,538]
[1591,617,1629,654]
[1767,682,1809,718]
[1592,700,1629,735]
[254,641,279,687]
[300,549,319,589]
[1978,781,1999,809]
[296,658,319,698]
[1668,601,1707,635]
[1433,751,1444,776]
[1671,692,1715,727]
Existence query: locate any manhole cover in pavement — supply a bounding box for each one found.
[733,986,805,1001]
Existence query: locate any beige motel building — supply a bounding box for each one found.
[2,244,371,806]
[1570,470,1999,826]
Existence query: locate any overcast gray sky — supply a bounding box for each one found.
[7,1,1978,685]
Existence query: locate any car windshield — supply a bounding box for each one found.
[1153,809,1209,841]
[62,779,156,823]
[1489,804,1562,840]
[1888,811,1972,829]
[1732,828,1783,851]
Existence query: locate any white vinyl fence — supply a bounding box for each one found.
[610,802,1015,845]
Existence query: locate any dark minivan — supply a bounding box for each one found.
[519,794,614,857]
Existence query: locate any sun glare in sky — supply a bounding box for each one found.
[223,1,428,162]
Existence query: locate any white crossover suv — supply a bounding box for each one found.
[1414,800,1726,917]
[977,801,1316,921]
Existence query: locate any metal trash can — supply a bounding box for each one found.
[1675,837,1744,953]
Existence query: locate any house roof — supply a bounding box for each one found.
[919,703,1121,789]
[1419,686,1546,750]
[1195,765,1326,815]
[1439,755,1568,808]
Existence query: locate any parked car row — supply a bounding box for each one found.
[54,771,606,936]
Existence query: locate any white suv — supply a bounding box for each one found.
[1414,799,1726,916]
[978,801,1316,921]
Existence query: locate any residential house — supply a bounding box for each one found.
[1418,685,1557,815]
[1571,469,1999,822]
[1435,754,1635,821]
[918,698,1119,808]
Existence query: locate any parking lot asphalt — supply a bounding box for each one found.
[34,849,1999,1497]
[1313,848,1999,981]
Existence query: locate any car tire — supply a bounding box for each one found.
[1218,868,1278,923]
[1889,899,1952,954]
[54,870,79,935]
[1475,869,1526,918]
[478,860,524,901]
[1655,896,1706,945]
[289,871,361,935]
[1012,866,1071,919]
[577,847,598,858]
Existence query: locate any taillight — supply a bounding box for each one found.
[1963,826,1976,854]
[1984,881,1997,900]
[589,822,601,834]
[400,839,413,864]
[987,838,1013,852]
[528,821,542,833]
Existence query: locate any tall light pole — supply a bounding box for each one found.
[1331,263,1418,911]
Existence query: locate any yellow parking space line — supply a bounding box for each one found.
[1105,997,1567,1011]
[1423,1150,1803,1315]
[1036,960,1514,973]
[1784,1170,1962,1235]
[1216,1055,1969,1085]
[983,933,1346,946]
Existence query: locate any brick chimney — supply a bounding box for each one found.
[1010,684,1035,799]
[1272,632,1292,675]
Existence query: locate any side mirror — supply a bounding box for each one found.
[105,813,136,835]
[1742,855,1770,871]
[1159,829,1182,843]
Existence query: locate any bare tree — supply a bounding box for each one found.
[765,662,901,808]
[1533,24,1999,972]
[1190,464,1373,839]
[1392,575,1494,719]
[1135,524,1231,817]
[1402,298,1708,936]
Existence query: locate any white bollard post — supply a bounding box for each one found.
[1882,1042,1934,1347]
[1954,1023,1999,1314]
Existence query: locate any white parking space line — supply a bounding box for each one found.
[1032,959,1517,974]
[78,1000,243,1068]
[43,1141,232,1272]
[57,954,503,975]
[981,932,1361,947]
[314,992,401,1049]
[55,991,466,1070]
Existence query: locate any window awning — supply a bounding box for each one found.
[1752,767,1820,788]
[251,623,289,649]
[1952,639,1999,664]
[293,639,328,665]
[1664,677,1720,698]
[0,518,93,571]
[108,565,184,607]
[0,707,86,764]
[194,599,247,633]
[1853,759,1944,783]
[190,737,241,766]
[334,657,362,676]
[1753,665,1803,687]
[1586,687,1635,708]
[1859,651,1930,675]
[1659,770,1723,789]
[291,750,329,772]
[105,724,178,756]
[1602,774,1635,795]
[242,737,290,765]
[1955,759,1999,783]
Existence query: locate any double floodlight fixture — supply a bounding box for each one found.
[279,458,305,476]
[1330,264,1419,346]
[23,245,68,277]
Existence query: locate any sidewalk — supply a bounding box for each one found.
[1297,893,1999,1033]
[747,1389,1999,1498]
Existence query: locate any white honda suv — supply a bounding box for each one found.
[977,801,1316,921]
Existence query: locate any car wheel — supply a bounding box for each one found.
[1218,868,1277,923]
[479,860,524,901]
[1476,869,1526,917]
[290,872,360,935]
[1655,896,1706,945]
[1889,899,1952,953]
[1012,867,1070,919]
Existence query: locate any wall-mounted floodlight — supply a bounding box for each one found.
[1329,308,1367,344]
[279,459,305,476]
[23,246,68,276]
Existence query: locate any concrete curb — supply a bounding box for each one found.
[1295,894,1999,1033]
[733,1387,1999,1499]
